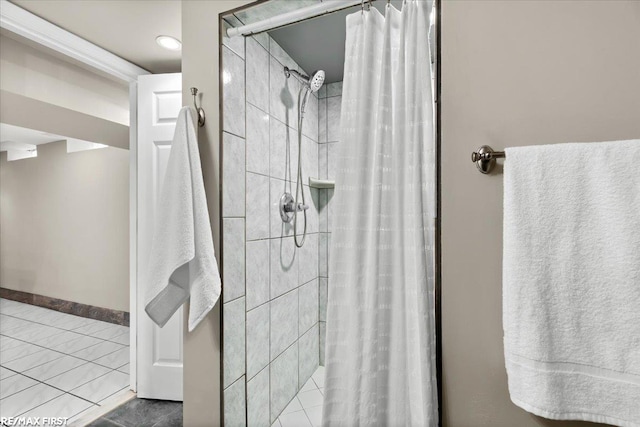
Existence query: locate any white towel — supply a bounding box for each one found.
[503,140,640,427]
[145,107,221,332]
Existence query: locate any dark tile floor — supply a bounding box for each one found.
[87,398,182,427]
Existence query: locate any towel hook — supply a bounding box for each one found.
[190,87,205,127]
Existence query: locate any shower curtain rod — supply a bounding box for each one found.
[227,0,379,38]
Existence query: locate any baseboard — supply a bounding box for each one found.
[0,287,129,326]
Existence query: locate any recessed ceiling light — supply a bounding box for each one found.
[156,35,182,51]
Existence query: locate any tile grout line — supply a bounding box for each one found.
[1,300,131,418]
[1,310,129,344]
[1,332,128,372]
[0,303,120,331]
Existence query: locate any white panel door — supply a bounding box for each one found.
[137,73,183,401]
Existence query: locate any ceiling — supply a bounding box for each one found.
[9,0,181,73]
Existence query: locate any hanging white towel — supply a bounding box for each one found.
[503,140,640,427]
[145,107,221,332]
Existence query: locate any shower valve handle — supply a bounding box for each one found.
[284,201,309,212]
[281,200,308,213]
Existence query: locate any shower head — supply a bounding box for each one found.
[284,67,325,93]
[308,70,325,93]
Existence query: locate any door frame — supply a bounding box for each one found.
[128,81,139,392]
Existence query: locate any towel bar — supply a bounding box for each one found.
[471,145,505,174]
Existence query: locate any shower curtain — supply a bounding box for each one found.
[322,1,437,426]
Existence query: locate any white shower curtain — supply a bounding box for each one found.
[322,1,437,426]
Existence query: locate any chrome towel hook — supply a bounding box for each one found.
[190,87,205,127]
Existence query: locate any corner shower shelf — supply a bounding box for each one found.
[308,177,335,189]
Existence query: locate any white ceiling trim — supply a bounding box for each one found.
[0,140,37,151]
[0,0,150,83]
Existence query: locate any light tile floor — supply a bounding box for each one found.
[274,366,325,427]
[0,298,130,424]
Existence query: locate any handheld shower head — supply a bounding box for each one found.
[284,67,325,93]
[280,66,326,248]
[308,70,325,93]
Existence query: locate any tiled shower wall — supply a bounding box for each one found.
[221,24,325,427]
[316,82,343,366]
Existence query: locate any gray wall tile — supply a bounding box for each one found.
[233,0,319,29]
[327,142,338,181]
[246,37,270,113]
[247,303,269,380]
[246,104,270,176]
[319,278,328,323]
[223,218,246,303]
[299,279,318,334]
[270,237,297,298]
[269,118,297,182]
[222,33,330,427]
[246,173,270,241]
[252,33,269,51]
[318,144,328,180]
[298,324,319,389]
[318,85,326,99]
[306,186,319,235]
[269,56,298,130]
[246,240,269,310]
[224,376,247,427]
[326,189,335,234]
[270,289,298,360]
[222,20,245,60]
[302,93,318,142]
[318,190,328,233]
[247,367,270,427]
[301,136,318,184]
[319,233,329,278]
[270,343,298,422]
[326,82,343,97]
[319,322,326,367]
[223,132,246,217]
[326,96,341,143]
[270,178,294,239]
[318,98,327,143]
[223,298,246,388]
[298,234,318,286]
[269,39,296,73]
[223,46,246,138]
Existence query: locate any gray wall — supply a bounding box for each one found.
[220,28,323,426]
[317,81,342,365]
[182,1,252,425]
[182,0,640,425]
[0,141,129,312]
[440,1,640,426]
[0,34,129,126]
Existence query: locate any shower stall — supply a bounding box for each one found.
[219,1,436,426]
[220,24,334,426]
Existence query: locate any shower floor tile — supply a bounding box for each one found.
[0,298,130,422]
[274,366,325,427]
